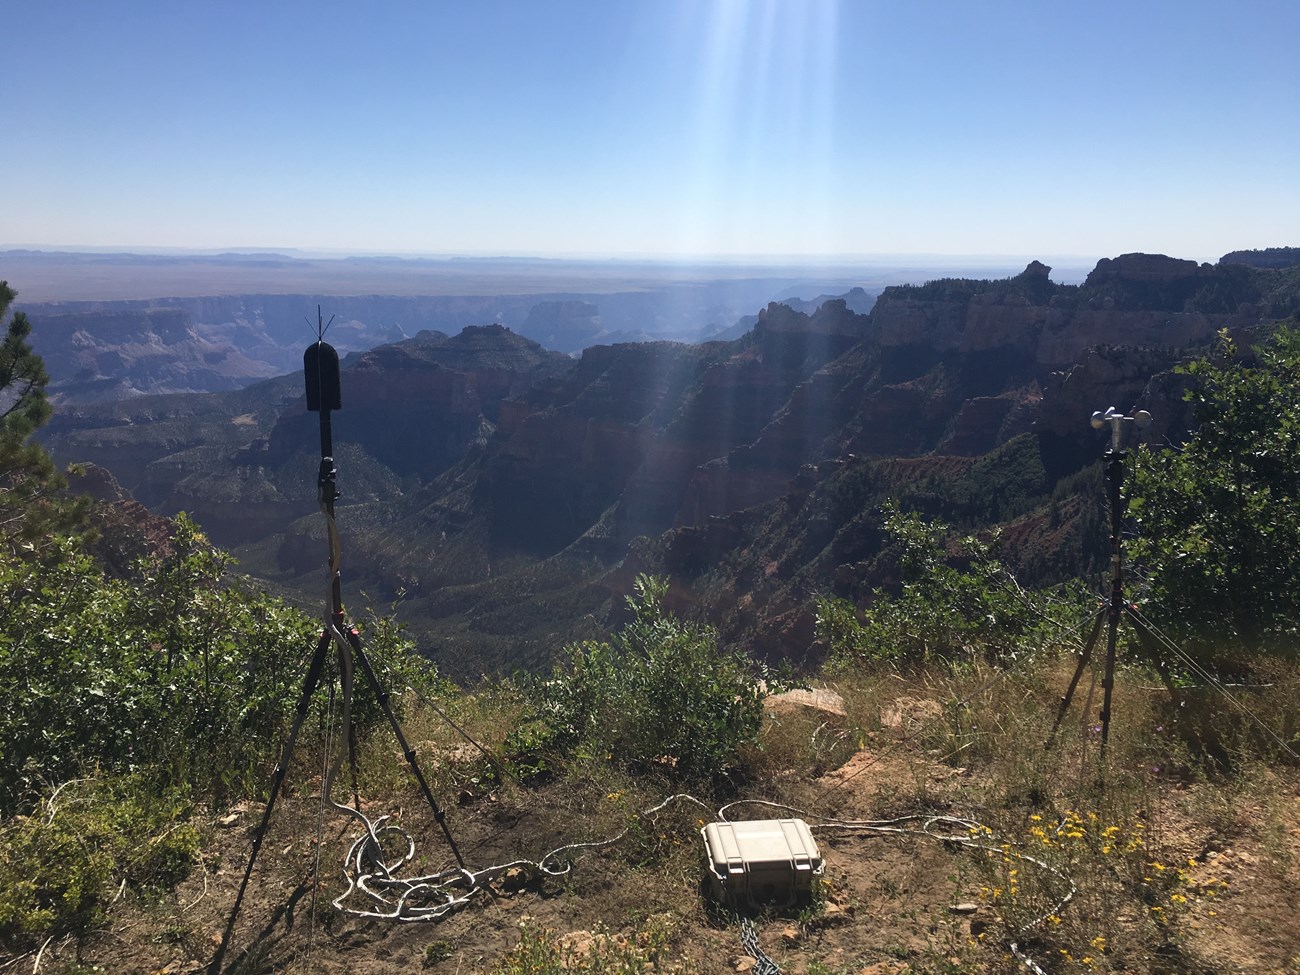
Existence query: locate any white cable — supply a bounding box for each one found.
[311,493,1076,964]
[320,769,1074,975]
[324,793,713,922]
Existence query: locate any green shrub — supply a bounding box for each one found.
[1130,327,1300,667]
[0,776,198,952]
[525,575,772,782]
[0,523,315,811]
[818,503,1087,664]
[0,514,444,815]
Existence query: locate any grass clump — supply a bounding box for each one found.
[969,805,1218,971]
[492,914,694,975]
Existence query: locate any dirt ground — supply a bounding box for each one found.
[19,694,1300,975]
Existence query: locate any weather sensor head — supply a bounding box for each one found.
[1090,406,1151,452]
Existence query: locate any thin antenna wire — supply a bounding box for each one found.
[304,306,336,341]
[1129,606,1300,761]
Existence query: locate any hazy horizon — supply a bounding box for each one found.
[5,246,1101,304]
[2,241,1109,267]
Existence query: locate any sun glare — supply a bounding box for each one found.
[677,0,841,258]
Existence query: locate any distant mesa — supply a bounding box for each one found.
[1219,246,1300,269]
[518,300,603,352]
[1083,252,1203,287]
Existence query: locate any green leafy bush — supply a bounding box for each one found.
[0,521,318,811]
[1130,327,1300,667]
[523,575,771,782]
[817,503,1086,664]
[0,514,446,815]
[0,512,451,950]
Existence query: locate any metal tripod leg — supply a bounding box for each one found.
[336,617,467,869]
[211,629,333,974]
[1098,596,1122,755]
[333,638,363,812]
[1046,607,1105,748]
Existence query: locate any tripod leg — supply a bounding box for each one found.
[211,631,331,975]
[339,619,468,869]
[1098,603,1122,756]
[1047,608,1104,748]
[334,641,363,812]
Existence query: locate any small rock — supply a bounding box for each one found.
[502,867,528,892]
[881,696,944,729]
[781,925,800,945]
[217,813,240,828]
[734,957,757,973]
[858,963,907,975]
[949,902,979,914]
[764,687,848,718]
[560,931,595,957]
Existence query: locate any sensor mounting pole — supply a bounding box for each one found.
[1048,407,1181,768]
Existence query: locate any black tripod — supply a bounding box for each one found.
[212,317,464,973]
[1048,407,1181,758]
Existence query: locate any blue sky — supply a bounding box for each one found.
[5,0,1298,262]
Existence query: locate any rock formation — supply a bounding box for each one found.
[36,251,1300,674]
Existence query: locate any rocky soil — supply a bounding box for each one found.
[22,684,1299,975]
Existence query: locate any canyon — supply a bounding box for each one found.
[37,251,1300,676]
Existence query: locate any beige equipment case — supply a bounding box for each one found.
[701,818,823,908]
